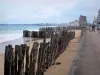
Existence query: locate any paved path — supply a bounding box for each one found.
[76,30,100,75]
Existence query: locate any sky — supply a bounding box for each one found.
[0,0,100,24]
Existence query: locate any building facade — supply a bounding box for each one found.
[97,10,100,25]
[79,15,87,26]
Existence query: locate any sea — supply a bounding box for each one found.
[0,24,55,43]
[0,24,54,53]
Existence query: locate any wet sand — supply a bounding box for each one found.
[0,37,43,53]
[0,54,4,75]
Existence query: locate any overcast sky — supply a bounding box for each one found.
[0,0,100,24]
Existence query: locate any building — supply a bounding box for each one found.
[93,16,97,25]
[97,10,100,25]
[79,15,87,26]
[69,20,79,26]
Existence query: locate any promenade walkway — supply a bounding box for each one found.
[73,30,100,75]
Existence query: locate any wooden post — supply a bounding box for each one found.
[25,46,29,75]
[14,45,18,75]
[4,46,8,75]
[21,44,26,75]
[40,38,46,75]
[17,45,23,75]
[36,43,44,75]
[29,42,39,75]
[4,45,13,75]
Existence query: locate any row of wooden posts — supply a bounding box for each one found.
[4,29,75,75]
[23,26,81,38]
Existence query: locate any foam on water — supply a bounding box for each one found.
[0,30,23,43]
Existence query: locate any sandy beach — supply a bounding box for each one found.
[0,30,81,75]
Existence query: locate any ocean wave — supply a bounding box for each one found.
[0,32,23,43]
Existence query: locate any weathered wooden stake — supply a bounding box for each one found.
[25,46,29,75]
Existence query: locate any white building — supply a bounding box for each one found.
[69,20,79,26]
[93,16,97,25]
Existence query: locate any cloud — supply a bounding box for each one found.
[1,0,100,24]
[75,0,100,15]
[0,0,79,23]
[77,0,100,22]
